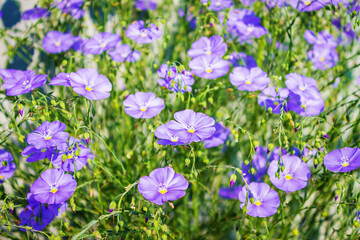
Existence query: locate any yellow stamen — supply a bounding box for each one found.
[305,1,311,5]
[0,175,3,179]
[86,86,93,91]
[342,162,349,167]
[206,68,213,73]
[55,42,61,47]
[254,200,262,206]
[67,154,73,159]
[141,33,147,37]
[245,81,252,85]
[45,136,52,140]
[159,188,167,194]
[50,188,58,193]
[206,51,212,55]
[187,127,195,133]
[285,174,293,181]
[140,107,147,112]
[319,57,324,62]
[171,137,178,142]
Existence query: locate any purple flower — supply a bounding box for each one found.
[242,146,268,182]
[83,32,121,55]
[52,137,93,172]
[42,31,74,54]
[1,70,47,96]
[126,20,162,44]
[155,123,187,145]
[238,182,280,217]
[288,91,325,116]
[123,92,165,119]
[307,46,339,70]
[22,146,56,163]
[227,9,267,44]
[304,30,337,48]
[258,87,289,114]
[135,0,157,10]
[26,121,69,150]
[208,0,233,11]
[188,35,227,58]
[54,0,85,19]
[189,55,229,79]
[31,168,77,204]
[71,36,86,51]
[203,122,230,148]
[261,0,287,8]
[127,50,141,62]
[0,149,16,183]
[219,186,242,199]
[49,72,71,87]
[288,0,330,11]
[19,193,60,231]
[324,147,360,172]
[269,147,287,161]
[302,145,318,158]
[157,64,194,93]
[108,44,140,63]
[285,73,321,99]
[241,0,257,6]
[165,109,216,143]
[22,8,50,20]
[230,67,270,91]
[138,167,189,205]
[229,52,257,68]
[179,8,197,29]
[268,155,311,192]
[341,23,357,45]
[69,68,112,100]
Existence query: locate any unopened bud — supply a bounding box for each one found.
[18,104,24,117]
[109,201,116,213]
[230,174,237,187]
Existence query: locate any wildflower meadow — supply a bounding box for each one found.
[1,0,360,239]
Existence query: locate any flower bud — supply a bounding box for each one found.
[109,201,116,213]
[354,220,360,228]
[230,174,237,187]
[185,158,190,167]
[18,104,24,117]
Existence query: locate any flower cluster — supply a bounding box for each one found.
[49,68,112,100]
[0,69,47,96]
[157,64,194,93]
[19,121,92,231]
[304,30,339,70]
[227,9,267,44]
[155,109,216,145]
[188,35,229,79]
[257,73,324,116]
[126,20,162,44]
